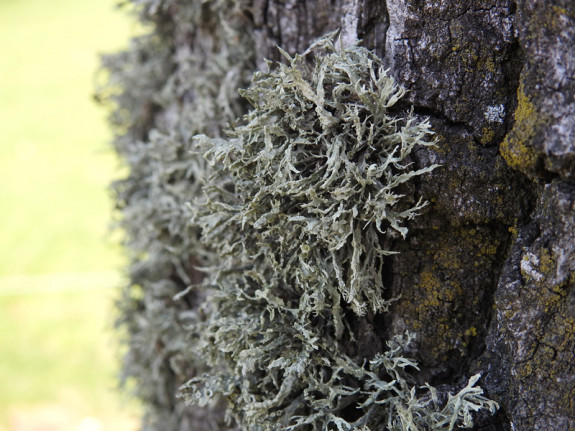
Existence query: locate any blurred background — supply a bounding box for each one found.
[0,0,141,429]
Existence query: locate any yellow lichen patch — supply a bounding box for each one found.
[396,227,505,367]
[508,225,518,237]
[433,134,448,156]
[480,244,499,257]
[500,81,540,174]
[416,268,461,306]
[416,269,444,308]
[434,247,463,271]
[465,326,477,337]
[462,326,478,347]
[480,126,496,145]
[537,247,555,277]
[551,5,575,22]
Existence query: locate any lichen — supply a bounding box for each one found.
[179,34,498,430]
[500,81,541,175]
[194,35,438,319]
[96,0,256,429]
[484,104,506,124]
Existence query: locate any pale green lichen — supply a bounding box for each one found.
[97,1,255,429]
[100,1,499,427]
[179,35,498,430]
[193,34,437,320]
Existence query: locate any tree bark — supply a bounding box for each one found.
[101,1,575,430]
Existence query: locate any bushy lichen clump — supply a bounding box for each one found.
[195,37,436,320]
[97,0,255,429]
[181,36,498,430]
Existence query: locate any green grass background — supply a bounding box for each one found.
[0,0,140,428]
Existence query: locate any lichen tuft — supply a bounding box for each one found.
[193,34,438,319]
[179,34,498,430]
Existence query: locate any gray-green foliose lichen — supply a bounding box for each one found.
[97,1,256,429]
[179,34,498,430]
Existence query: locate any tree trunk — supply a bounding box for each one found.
[99,1,575,430]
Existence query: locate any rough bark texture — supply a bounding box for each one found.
[101,0,574,430]
[251,2,575,428]
[373,2,575,430]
